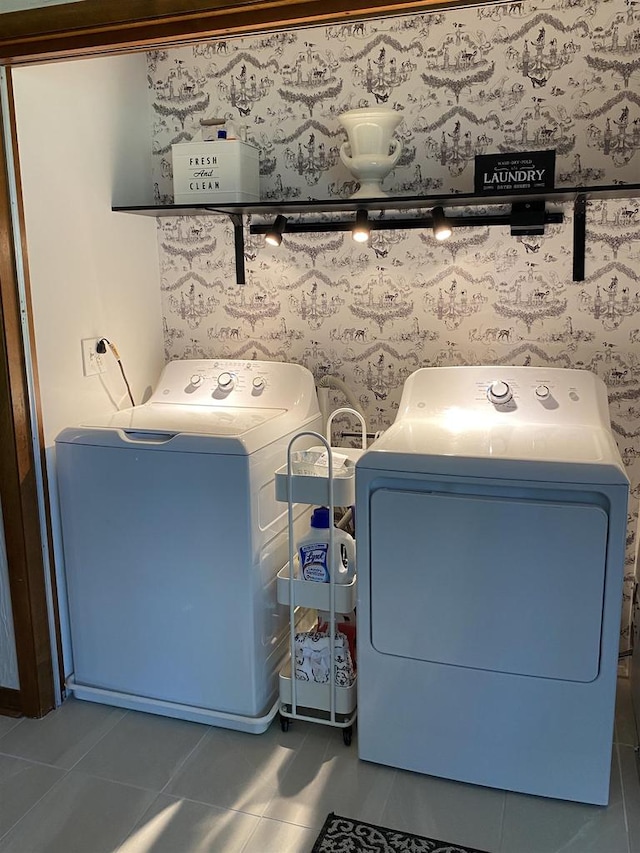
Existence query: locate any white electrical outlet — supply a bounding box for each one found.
[81,338,107,377]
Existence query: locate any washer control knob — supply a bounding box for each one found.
[252,376,266,391]
[190,374,203,387]
[217,371,234,389]
[535,384,550,400]
[487,380,513,404]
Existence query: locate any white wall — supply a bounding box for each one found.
[0,499,19,690]
[12,53,164,676]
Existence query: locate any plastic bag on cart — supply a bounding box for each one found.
[317,611,356,671]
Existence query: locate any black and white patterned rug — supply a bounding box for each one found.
[311,813,490,853]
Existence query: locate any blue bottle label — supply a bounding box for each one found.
[299,542,330,583]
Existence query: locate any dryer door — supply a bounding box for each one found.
[370,489,608,682]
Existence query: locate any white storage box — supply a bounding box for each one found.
[172,140,260,204]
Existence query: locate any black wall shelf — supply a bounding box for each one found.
[112,182,640,285]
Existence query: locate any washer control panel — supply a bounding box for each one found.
[148,359,305,408]
[181,362,268,399]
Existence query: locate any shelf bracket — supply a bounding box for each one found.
[573,194,587,282]
[229,213,246,285]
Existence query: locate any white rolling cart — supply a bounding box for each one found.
[274,408,366,745]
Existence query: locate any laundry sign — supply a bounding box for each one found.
[474,150,556,196]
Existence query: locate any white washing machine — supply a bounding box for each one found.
[356,366,628,804]
[56,359,321,733]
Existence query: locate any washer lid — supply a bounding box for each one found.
[57,402,319,455]
[82,403,286,436]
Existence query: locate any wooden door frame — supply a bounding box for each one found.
[0,0,486,64]
[0,72,57,718]
[0,0,480,717]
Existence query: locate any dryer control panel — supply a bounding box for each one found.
[397,365,612,429]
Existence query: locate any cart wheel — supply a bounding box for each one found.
[279,714,290,733]
[343,726,353,746]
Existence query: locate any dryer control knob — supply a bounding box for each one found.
[217,371,234,389]
[487,380,512,404]
[252,376,266,390]
[535,384,550,400]
[190,374,203,387]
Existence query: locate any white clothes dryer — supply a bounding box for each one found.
[56,359,321,733]
[356,366,628,804]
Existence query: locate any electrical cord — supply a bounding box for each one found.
[97,337,135,407]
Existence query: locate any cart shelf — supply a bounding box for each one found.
[277,564,357,612]
[274,452,358,506]
[279,662,357,719]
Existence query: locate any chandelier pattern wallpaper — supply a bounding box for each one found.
[147,0,640,645]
